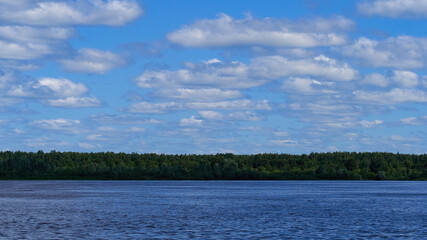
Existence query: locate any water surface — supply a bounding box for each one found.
[0,181,425,239]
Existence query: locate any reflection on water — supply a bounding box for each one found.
[0,181,425,239]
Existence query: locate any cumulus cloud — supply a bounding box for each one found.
[0,40,52,60]
[354,88,427,104]
[0,26,74,60]
[167,14,353,48]
[2,76,101,108]
[274,131,289,137]
[186,100,271,111]
[7,77,87,98]
[43,96,101,108]
[0,0,143,26]
[288,101,358,117]
[128,99,271,113]
[390,135,421,142]
[198,110,263,121]
[359,119,383,127]
[128,101,181,113]
[136,56,357,90]
[400,116,427,125]
[270,139,298,146]
[136,59,257,89]
[281,77,335,94]
[198,111,224,120]
[87,113,161,125]
[154,88,242,101]
[391,70,419,88]
[0,26,74,43]
[227,111,264,121]
[31,118,81,133]
[78,142,98,149]
[342,36,427,69]
[251,55,358,81]
[358,0,427,18]
[0,60,39,71]
[61,48,126,74]
[180,116,203,127]
[362,70,419,88]
[362,73,389,87]
[38,77,88,97]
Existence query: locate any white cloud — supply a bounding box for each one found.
[61,48,126,74]
[136,56,357,90]
[136,59,258,89]
[342,36,427,69]
[391,70,418,88]
[86,134,108,141]
[390,135,421,142]
[400,117,418,125]
[12,128,25,134]
[186,99,271,111]
[0,60,39,71]
[0,26,74,43]
[362,71,419,88]
[155,88,242,101]
[358,0,427,18]
[362,70,420,88]
[128,99,271,113]
[78,142,98,149]
[0,70,14,89]
[167,14,352,48]
[288,101,358,117]
[281,77,335,94]
[198,110,263,121]
[37,77,88,97]
[423,76,427,89]
[43,96,101,108]
[362,73,389,87]
[2,76,101,108]
[354,88,427,104]
[400,116,427,125]
[228,111,263,121]
[128,101,181,113]
[251,55,358,81]
[180,116,203,127]
[32,118,80,131]
[199,111,224,120]
[127,127,146,133]
[0,40,52,60]
[0,26,74,61]
[270,139,298,146]
[359,119,383,127]
[274,131,289,137]
[0,0,143,26]
[7,77,88,98]
[88,113,161,125]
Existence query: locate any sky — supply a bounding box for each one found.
[0,0,426,154]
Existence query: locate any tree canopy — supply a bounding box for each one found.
[0,151,425,180]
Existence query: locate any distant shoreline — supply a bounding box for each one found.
[1,151,425,181]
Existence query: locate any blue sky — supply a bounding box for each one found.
[0,0,426,154]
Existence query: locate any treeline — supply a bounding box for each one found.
[0,151,426,180]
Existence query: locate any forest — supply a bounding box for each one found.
[0,151,425,180]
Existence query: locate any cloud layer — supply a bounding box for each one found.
[358,0,427,18]
[167,14,353,48]
[0,0,143,26]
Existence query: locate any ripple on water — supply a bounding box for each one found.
[0,180,425,239]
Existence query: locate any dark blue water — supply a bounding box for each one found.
[0,181,425,239]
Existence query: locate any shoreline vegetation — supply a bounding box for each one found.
[0,151,425,180]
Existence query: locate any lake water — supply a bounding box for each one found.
[0,181,425,239]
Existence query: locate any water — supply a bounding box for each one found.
[0,181,425,239]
